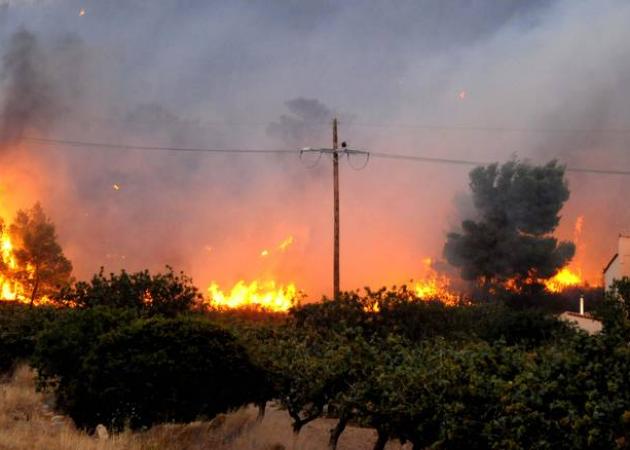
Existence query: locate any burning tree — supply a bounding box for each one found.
[7,203,72,305]
[444,160,575,294]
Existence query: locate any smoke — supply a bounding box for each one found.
[0,28,54,144]
[267,98,334,148]
[0,0,629,296]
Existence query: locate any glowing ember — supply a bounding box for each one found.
[544,267,582,293]
[207,280,297,312]
[278,235,294,251]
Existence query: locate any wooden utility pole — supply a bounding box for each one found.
[332,118,340,300]
[300,121,368,300]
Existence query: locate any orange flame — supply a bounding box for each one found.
[413,258,460,306]
[207,279,298,312]
[0,233,28,303]
[543,267,582,293]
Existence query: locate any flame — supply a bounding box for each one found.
[413,258,460,306]
[260,249,269,257]
[543,267,582,293]
[207,279,298,312]
[1,233,25,302]
[0,227,52,304]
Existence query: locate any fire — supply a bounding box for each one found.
[0,233,25,302]
[207,280,298,312]
[544,267,582,293]
[414,277,459,306]
[260,249,269,257]
[413,258,460,306]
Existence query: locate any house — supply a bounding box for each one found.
[603,235,630,291]
[559,311,603,335]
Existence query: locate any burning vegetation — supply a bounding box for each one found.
[0,203,72,306]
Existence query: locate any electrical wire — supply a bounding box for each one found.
[17,135,630,176]
[369,151,630,176]
[23,136,297,154]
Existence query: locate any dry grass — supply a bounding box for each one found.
[0,366,407,450]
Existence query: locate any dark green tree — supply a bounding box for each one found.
[444,160,575,292]
[9,203,72,305]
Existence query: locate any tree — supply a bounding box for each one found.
[444,160,575,292]
[9,203,72,305]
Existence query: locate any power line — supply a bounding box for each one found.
[23,136,296,154]
[17,135,630,176]
[348,121,630,135]
[368,151,630,176]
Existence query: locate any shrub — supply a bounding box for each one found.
[35,314,263,431]
[0,303,58,376]
[54,267,202,316]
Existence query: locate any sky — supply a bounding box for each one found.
[1,0,629,298]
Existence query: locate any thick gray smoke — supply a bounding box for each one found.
[0,28,53,144]
[0,0,629,296]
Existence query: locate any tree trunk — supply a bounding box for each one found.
[29,272,40,308]
[291,430,300,450]
[373,429,389,450]
[256,401,266,420]
[328,414,349,450]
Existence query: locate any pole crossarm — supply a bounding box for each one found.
[300,148,369,156]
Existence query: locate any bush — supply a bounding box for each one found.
[35,313,263,431]
[55,267,202,316]
[0,303,58,376]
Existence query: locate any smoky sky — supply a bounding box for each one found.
[0,0,629,295]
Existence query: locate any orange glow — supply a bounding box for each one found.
[260,249,269,257]
[207,279,298,312]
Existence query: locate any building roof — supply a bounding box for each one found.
[603,253,618,274]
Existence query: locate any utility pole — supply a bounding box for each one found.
[301,120,368,300]
[332,118,340,300]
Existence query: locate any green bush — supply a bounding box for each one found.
[55,267,202,316]
[34,313,264,430]
[0,303,58,376]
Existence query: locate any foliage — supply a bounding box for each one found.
[18,285,630,449]
[444,160,575,291]
[55,266,202,316]
[34,313,261,431]
[291,289,566,347]
[8,203,73,305]
[0,302,58,375]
